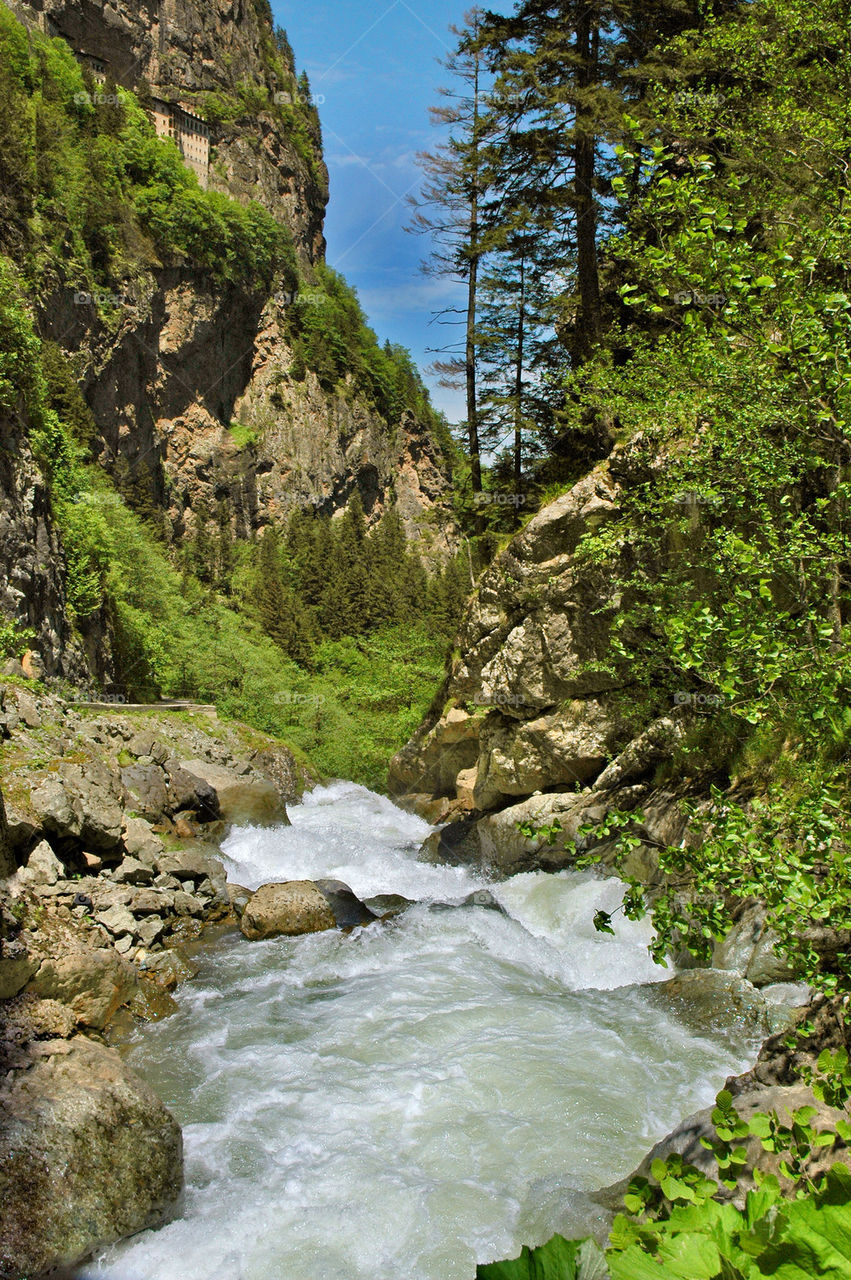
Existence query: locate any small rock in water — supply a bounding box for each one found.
[363,893,416,918]
[461,889,505,913]
[313,879,378,930]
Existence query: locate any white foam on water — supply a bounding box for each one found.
[93,783,759,1280]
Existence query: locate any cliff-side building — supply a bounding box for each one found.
[151,98,211,188]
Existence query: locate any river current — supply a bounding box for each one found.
[92,781,759,1280]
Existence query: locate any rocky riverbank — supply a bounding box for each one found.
[0,677,314,1277]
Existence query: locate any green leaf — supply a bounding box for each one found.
[478,1236,610,1280]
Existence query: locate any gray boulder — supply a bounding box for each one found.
[156,849,228,905]
[121,763,170,823]
[111,856,154,886]
[31,761,125,854]
[713,904,797,987]
[0,1037,183,1277]
[181,758,290,827]
[363,893,417,917]
[166,765,220,822]
[314,879,378,929]
[18,839,65,887]
[122,817,165,866]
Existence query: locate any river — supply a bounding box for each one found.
[92,781,759,1280]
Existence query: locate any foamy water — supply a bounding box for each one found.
[93,782,758,1280]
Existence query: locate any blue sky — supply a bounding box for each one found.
[273,0,509,422]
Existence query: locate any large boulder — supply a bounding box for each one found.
[594,715,687,792]
[313,879,378,929]
[473,702,617,810]
[713,903,797,987]
[0,905,37,1000]
[180,758,289,826]
[29,949,138,1030]
[122,816,165,866]
[0,1037,183,1278]
[165,764,220,822]
[627,1083,849,1207]
[31,761,125,854]
[389,707,482,800]
[16,839,65,888]
[156,848,228,904]
[121,762,170,823]
[240,881,337,941]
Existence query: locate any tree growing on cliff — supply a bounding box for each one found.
[409,8,495,494]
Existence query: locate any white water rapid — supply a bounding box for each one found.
[93,782,760,1280]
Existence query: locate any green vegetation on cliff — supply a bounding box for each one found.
[427,0,851,992]
[1,255,454,788]
[0,6,294,291]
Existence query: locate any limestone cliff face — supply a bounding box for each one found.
[0,408,85,679]
[1,0,456,679]
[389,450,696,876]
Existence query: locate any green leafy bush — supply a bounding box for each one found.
[480,1084,851,1280]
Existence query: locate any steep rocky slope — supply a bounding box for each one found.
[0,681,312,1276]
[391,453,647,828]
[390,448,778,950]
[0,0,456,683]
[0,405,82,678]
[9,0,328,259]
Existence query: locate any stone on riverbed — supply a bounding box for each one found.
[239,880,337,941]
[314,879,379,929]
[0,1037,183,1278]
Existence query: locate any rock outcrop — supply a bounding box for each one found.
[0,1036,183,1279]
[0,685,313,1277]
[0,408,83,679]
[0,781,13,881]
[389,464,628,817]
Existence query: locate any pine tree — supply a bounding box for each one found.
[252,527,315,667]
[216,499,235,593]
[479,0,703,366]
[478,224,556,521]
[409,8,494,492]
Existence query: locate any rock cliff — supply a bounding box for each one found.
[390,449,723,900]
[0,406,83,679]
[1,0,457,682]
[9,0,327,260]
